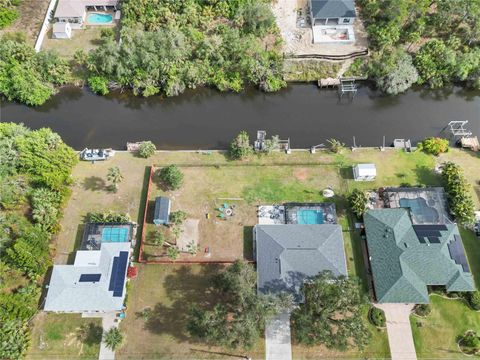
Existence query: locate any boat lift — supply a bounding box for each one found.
[254,130,291,154]
[447,120,472,137]
[338,77,358,99]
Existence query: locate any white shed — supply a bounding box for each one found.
[52,22,72,39]
[353,164,376,181]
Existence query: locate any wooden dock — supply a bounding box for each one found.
[460,136,479,151]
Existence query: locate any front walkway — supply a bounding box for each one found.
[265,311,292,360]
[375,304,417,360]
[98,312,118,360]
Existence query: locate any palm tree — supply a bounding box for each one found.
[107,166,123,192]
[104,327,123,350]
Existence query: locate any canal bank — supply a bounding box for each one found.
[1,84,479,150]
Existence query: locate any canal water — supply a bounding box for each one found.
[1,84,479,150]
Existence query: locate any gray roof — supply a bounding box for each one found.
[310,0,356,19]
[154,197,170,224]
[364,209,475,304]
[255,224,347,301]
[44,242,130,312]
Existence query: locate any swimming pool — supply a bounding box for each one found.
[399,198,440,223]
[87,13,113,24]
[297,209,324,224]
[102,227,129,242]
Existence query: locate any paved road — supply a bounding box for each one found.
[265,312,292,360]
[375,303,417,360]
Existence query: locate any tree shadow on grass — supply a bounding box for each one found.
[143,265,222,342]
[243,226,253,261]
[67,224,85,264]
[414,165,442,186]
[339,166,354,180]
[82,176,106,191]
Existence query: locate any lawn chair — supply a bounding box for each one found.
[223,203,229,209]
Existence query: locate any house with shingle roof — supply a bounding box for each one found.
[254,224,347,302]
[364,208,475,304]
[44,242,130,313]
[309,0,356,26]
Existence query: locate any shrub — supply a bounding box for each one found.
[167,246,179,260]
[87,211,130,223]
[104,328,123,350]
[441,162,475,225]
[0,7,18,29]
[229,131,252,160]
[460,331,480,352]
[88,76,109,95]
[348,189,368,218]
[169,210,187,226]
[138,141,156,158]
[413,304,431,317]
[419,137,449,156]
[469,291,480,310]
[369,307,386,327]
[150,230,165,246]
[159,165,184,190]
[100,28,115,41]
[30,187,62,232]
[327,138,345,153]
[375,51,418,95]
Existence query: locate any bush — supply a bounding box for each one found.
[100,28,115,41]
[375,50,418,95]
[469,291,480,310]
[88,76,109,95]
[158,165,183,190]
[104,328,123,350]
[413,304,431,317]
[441,162,475,225]
[419,137,449,156]
[169,210,187,226]
[87,211,130,223]
[460,331,480,353]
[348,189,368,218]
[138,141,156,158]
[327,138,345,153]
[167,246,179,260]
[229,131,252,160]
[0,7,18,29]
[369,307,386,327]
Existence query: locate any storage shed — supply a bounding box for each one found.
[52,22,72,39]
[353,164,376,181]
[153,197,171,225]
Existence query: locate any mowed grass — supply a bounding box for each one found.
[411,295,480,359]
[48,148,480,359]
[27,313,102,359]
[117,264,265,360]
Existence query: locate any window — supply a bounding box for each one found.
[343,18,351,24]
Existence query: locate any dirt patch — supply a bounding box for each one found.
[294,168,309,181]
[177,219,199,252]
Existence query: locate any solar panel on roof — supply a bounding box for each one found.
[427,236,441,244]
[109,251,129,297]
[79,274,101,282]
[448,235,470,273]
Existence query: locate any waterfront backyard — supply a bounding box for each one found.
[31,148,480,359]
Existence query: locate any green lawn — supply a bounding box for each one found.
[411,295,480,359]
[27,313,102,359]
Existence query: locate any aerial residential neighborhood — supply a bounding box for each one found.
[1,0,480,360]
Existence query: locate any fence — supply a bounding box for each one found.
[285,49,369,61]
[34,0,57,52]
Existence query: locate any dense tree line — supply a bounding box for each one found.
[85,0,285,97]
[0,38,71,105]
[0,123,77,359]
[354,0,480,94]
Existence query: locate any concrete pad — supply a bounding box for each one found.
[99,312,118,360]
[375,303,417,360]
[265,312,292,360]
[177,219,199,252]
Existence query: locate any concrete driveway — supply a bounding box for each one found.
[265,311,292,360]
[375,303,417,360]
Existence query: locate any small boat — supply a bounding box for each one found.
[80,148,115,161]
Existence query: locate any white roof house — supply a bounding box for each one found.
[55,0,118,18]
[353,163,376,181]
[44,242,130,313]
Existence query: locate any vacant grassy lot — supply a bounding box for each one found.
[117,264,265,359]
[27,313,102,359]
[411,295,480,359]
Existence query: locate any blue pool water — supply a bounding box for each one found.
[87,13,113,24]
[399,198,439,223]
[102,227,129,242]
[297,210,324,224]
